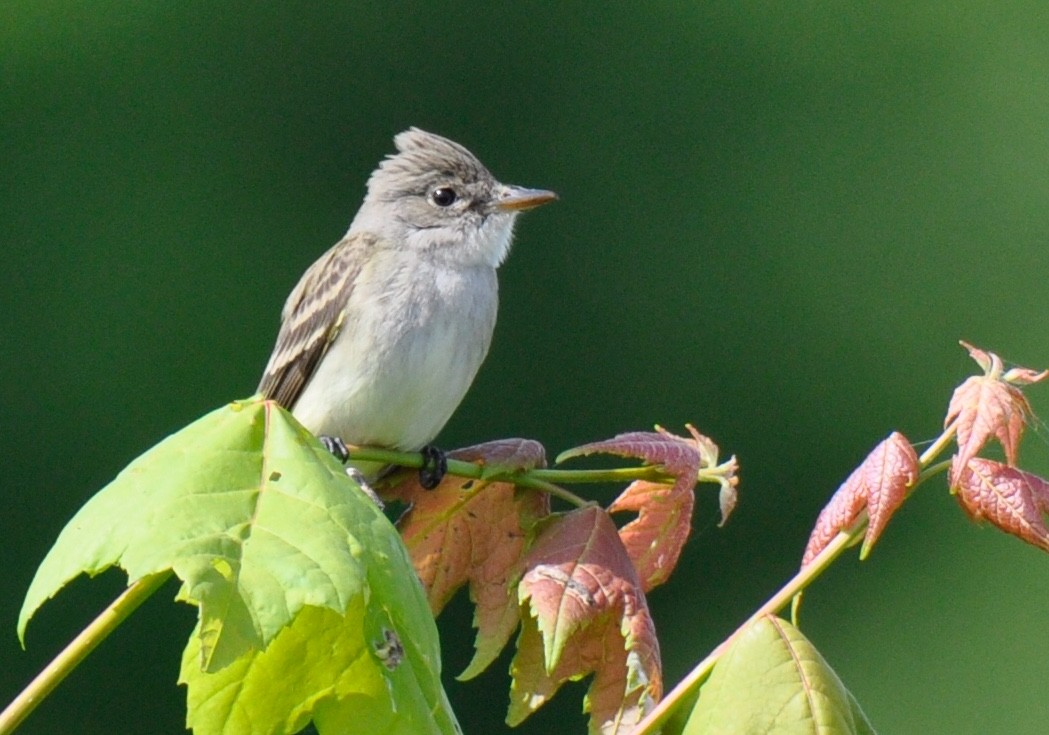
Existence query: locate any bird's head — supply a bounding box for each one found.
[351,128,556,267]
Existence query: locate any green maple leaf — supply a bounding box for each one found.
[682,615,876,735]
[18,397,458,734]
[180,600,458,735]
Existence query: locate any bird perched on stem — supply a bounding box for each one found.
[257,128,556,488]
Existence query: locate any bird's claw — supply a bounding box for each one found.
[345,467,384,508]
[319,435,350,463]
[419,445,447,489]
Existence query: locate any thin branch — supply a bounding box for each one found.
[0,572,171,735]
[347,445,687,488]
[636,424,963,732]
[634,516,867,735]
[514,477,593,508]
[919,423,957,466]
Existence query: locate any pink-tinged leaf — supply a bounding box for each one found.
[802,432,919,565]
[557,426,703,496]
[959,341,1049,386]
[1003,366,1049,385]
[560,426,738,593]
[861,433,920,559]
[510,506,661,734]
[946,375,1030,471]
[453,438,548,474]
[609,480,694,593]
[953,457,1049,552]
[948,343,1047,474]
[959,341,995,374]
[715,455,740,526]
[382,439,550,680]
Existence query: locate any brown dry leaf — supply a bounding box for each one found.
[954,457,1049,552]
[509,506,661,735]
[802,432,919,565]
[383,438,550,679]
[946,343,1047,478]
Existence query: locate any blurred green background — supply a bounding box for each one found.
[5,2,1049,733]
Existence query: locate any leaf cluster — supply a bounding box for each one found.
[11,340,1049,735]
[13,403,737,734]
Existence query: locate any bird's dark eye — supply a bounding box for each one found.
[430,187,458,207]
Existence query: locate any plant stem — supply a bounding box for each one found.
[518,477,593,508]
[348,446,676,487]
[636,423,962,733]
[527,466,668,484]
[0,572,170,735]
[634,516,867,735]
[920,422,957,466]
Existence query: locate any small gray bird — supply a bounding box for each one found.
[257,128,555,485]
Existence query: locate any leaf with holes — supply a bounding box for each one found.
[383,438,550,680]
[20,398,456,731]
[21,399,414,671]
[509,506,661,734]
[180,600,459,735]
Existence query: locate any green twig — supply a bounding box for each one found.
[635,515,869,735]
[528,465,669,484]
[348,445,676,486]
[636,423,961,733]
[920,422,957,465]
[515,477,594,508]
[0,572,171,735]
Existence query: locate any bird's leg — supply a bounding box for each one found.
[319,435,350,463]
[345,467,385,509]
[419,445,448,489]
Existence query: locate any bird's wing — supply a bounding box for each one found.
[256,234,374,409]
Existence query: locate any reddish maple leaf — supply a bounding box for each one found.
[946,342,1047,480]
[954,457,1049,552]
[559,425,737,592]
[608,481,693,593]
[509,506,661,734]
[384,438,550,678]
[802,432,919,565]
[559,425,703,496]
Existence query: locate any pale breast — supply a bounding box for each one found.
[289,253,498,450]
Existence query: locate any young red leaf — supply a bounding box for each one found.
[686,425,739,526]
[609,480,694,593]
[960,341,996,374]
[947,375,1029,471]
[453,437,549,475]
[557,426,703,495]
[947,343,1046,476]
[953,457,1049,552]
[384,439,550,679]
[802,432,919,565]
[560,425,737,593]
[1003,365,1049,385]
[510,506,661,734]
[959,341,1049,386]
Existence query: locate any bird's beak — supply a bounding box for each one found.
[495,185,558,212]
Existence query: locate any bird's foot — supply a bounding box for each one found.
[419,445,448,490]
[346,467,385,509]
[319,435,350,463]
